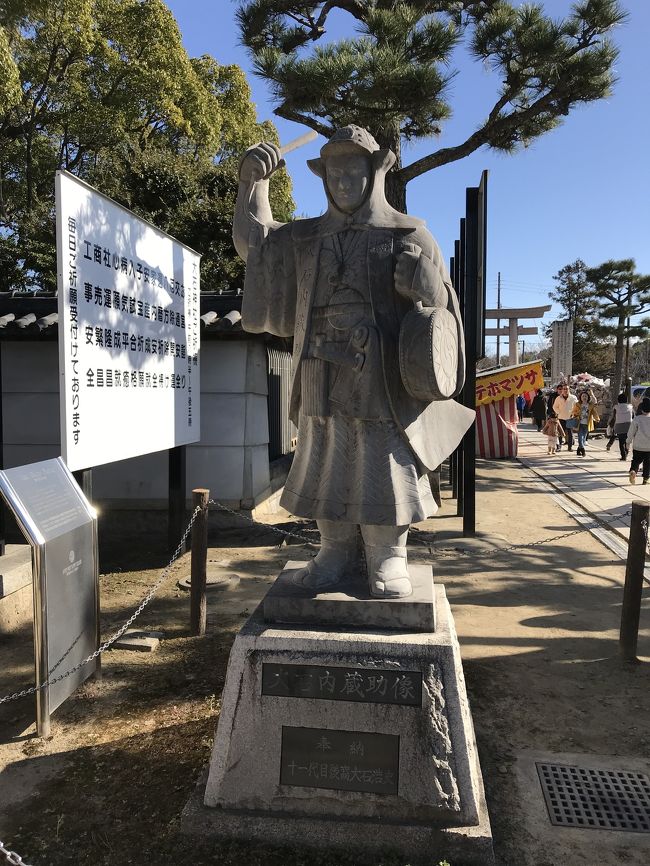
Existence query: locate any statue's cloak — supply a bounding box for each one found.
[241,202,474,472]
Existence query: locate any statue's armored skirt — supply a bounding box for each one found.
[282,414,435,525]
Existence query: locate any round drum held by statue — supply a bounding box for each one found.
[399,305,459,402]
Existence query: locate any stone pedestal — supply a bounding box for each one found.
[183,577,494,865]
[264,560,436,632]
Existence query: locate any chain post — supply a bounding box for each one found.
[620,502,649,662]
[190,489,209,636]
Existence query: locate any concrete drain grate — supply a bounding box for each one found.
[536,762,650,832]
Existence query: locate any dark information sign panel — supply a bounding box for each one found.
[280,726,399,795]
[2,460,89,542]
[0,458,98,734]
[262,663,421,706]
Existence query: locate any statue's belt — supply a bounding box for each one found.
[310,301,369,325]
[307,326,369,373]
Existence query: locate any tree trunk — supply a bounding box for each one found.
[612,318,626,400]
[384,169,407,214]
[376,129,407,214]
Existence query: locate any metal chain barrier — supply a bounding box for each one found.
[426,507,634,559]
[211,500,633,560]
[209,499,318,547]
[0,840,31,866]
[0,502,634,707]
[0,506,202,707]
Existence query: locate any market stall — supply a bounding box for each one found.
[475,361,544,457]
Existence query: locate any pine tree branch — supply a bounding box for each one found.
[318,1,367,27]
[398,83,575,185]
[274,105,333,139]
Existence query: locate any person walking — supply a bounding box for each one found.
[530,388,547,431]
[553,383,578,451]
[626,397,650,485]
[541,411,562,454]
[570,388,599,457]
[606,392,633,460]
[516,393,526,422]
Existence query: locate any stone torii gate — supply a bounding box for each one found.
[484,304,551,365]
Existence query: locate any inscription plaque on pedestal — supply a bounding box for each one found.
[280,726,399,795]
[262,663,422,706]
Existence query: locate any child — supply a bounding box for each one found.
[542,411,562,455]
[626,397,650,484]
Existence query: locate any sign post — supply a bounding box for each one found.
[0,458,99,736]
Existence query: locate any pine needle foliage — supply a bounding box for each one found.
[237,0,627,210]
[548,259,607,376]
[586,259,650,397]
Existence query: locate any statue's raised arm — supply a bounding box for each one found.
[233,142,285,261]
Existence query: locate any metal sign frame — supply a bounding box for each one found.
[0,458,99,737]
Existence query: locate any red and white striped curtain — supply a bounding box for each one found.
[476,395,518,458]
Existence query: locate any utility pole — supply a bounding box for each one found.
[624,284,631,385]
[496,271,501,366]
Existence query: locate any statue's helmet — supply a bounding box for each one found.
[307,124,396,214]
[320,125,380,159]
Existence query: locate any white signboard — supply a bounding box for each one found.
[56,171,201,471]
[551,319,574,384]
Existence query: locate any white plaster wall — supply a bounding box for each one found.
[1,340,271,507]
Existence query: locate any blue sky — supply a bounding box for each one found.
[167,1,649,356]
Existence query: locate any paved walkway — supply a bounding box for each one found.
[516,422,648,541]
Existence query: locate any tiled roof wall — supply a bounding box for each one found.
[0,291,246,339]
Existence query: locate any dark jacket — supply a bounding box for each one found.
[531,393,547,421]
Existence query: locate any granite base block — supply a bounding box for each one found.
[263,560,436,632]
[0,545,33,635]
[0,544,32,598]
[183,766,494,866]
[185,584,494,865]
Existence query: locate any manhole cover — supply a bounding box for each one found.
[536,762,650,832]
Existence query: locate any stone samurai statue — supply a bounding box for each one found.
[233,125,474,600]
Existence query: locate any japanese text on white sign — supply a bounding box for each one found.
[56,171,201,471]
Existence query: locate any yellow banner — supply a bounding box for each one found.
[475,361,544,406]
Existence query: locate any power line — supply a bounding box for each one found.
[488,286,553,297]
[488,277,553,289]
[487,287,552,297]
